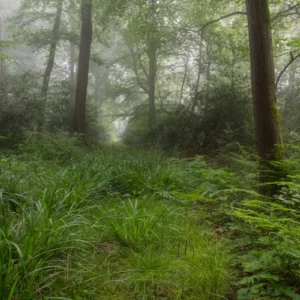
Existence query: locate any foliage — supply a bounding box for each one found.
[0,72,42,147]
[0,135,232,299]
[21,131,84,161]
[231,147,300,299]
[46,80,73,132]
[123,84,254,156]
[235,195,300,299]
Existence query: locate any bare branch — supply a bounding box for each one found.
[200,11,247,32]
[276,53,300,89]
[126,43,149,94]
[272,3,300,21]
[199,3,300,34]
[137,51,149,78]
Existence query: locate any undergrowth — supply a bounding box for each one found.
[0,133,232,299]
[1,133,300,299]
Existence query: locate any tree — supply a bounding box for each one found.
[40,0,64,127]
[246,0,283,195]
[74,0,93,134]
[41,0,63,97]
[69,20,76,129]
[0,15,4,78]
[0,15,5,85]
[147,0,157,132]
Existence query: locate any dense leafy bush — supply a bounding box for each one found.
[21,131,84,161]
[235,194,300,299]
[0,72,42,147]
[194,85,254,154]
[123,85,254,156]
[47,82,110,140]
[46,80,73,132]
[231,147,300,299]
[0,74,109,149]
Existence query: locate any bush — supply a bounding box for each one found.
[46,80,73,132]
[0,72,42,147]
[22,131,84,161]
[123,84,254,156]
[225,150,300,299]
[234,191,300,299]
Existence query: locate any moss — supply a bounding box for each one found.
[259,0,271,25]
[270,101,283,145]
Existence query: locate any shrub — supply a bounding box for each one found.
[0,72,41,148]
[22,131,84,161]
[123,84,254,156]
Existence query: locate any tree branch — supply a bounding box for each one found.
[276,53,300,89]
[272,3,300,21]
[127,43,149,94]
[199,3,300,34]
[138,51,149,79]
[200,11,247,32]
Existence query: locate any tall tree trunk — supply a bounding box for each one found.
[0,16,5,86]
[94,74,101,104]
[205,42,211,113]
[192,32,203,112]
[179,51,190,106]
[74,0,93,134]
[40,0,63,126]
[69,36,76,129]
[147,0,157,132]
[0,16,3,76]
[246,0,283,195]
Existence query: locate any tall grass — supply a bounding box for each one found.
[0,135,233,299]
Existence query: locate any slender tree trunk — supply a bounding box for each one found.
[40,0,63,124]
[94,76,100,103]
[74,0,93,134]
[0,16,6,87]
[69,37,76,129]
[179,51,190,106]
[0,16,3,77]
[230,44,235,95]
[147,0,157,132]
[192,32,203,112]
[205,42,211,113]
[246,0,283,195]
[0,16,6,103]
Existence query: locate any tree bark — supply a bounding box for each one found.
[41,0,63,115]
[192,32,203,112]
[69,36,76,129]
[246,0,283,195]
[179,51,190,106]
[74,0,93,134]
[205,42,211,113]
[0,16,4,78]
[147,0,157,132]
[0,16,5,92]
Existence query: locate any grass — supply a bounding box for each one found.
[0,137,234,299]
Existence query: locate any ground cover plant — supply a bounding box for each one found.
[0,135,235,299]
[2,132,300,299]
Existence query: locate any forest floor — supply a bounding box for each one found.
[1,135,300,299]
